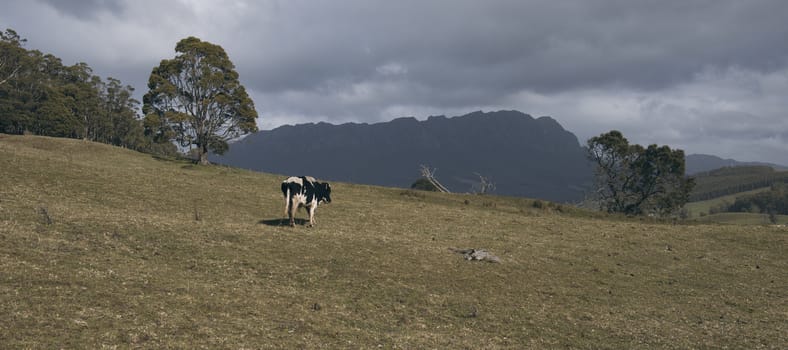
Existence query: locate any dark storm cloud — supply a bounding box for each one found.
[238,0,788,96]
[35,0,126,19]
[2,0,788,164]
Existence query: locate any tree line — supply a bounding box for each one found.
[726,183,788,217]
[1,29,258,161]
[0,29,175,155]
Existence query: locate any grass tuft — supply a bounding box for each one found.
[37,206,53,225]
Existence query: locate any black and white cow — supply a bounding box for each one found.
[281,176,332,227]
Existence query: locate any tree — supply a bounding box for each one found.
[0,30,32,134]
[143,36,258,164]
[471,172,496,195]
[587,130,694,216]
[61,63,103,140]
[97,77,144,148]
[0,29,25,86]
[0,49,74,136]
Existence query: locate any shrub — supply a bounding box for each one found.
[410,177,439,192]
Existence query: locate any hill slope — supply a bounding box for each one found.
[690,165,788,202]
[686,154,788,175]
[212,110,593,202]
[1,135,786,348]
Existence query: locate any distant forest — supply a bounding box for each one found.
[0,28,174,155]
[727,183,788,215]
[690,166,788,202]
[706,183,788,222]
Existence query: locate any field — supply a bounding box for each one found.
[686,188,769,217]
[690,166,788,202]
[684,188,788,224]
[1,134,787,348]
[685,186,788,225]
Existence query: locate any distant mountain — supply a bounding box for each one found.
[685,154,788,175]
[212,110,594,202]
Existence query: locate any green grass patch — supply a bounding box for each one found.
[685,188,771,218]
[1,134,787,348]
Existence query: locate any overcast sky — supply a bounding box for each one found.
[3,0,788,164]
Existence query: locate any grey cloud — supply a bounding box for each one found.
[238,0,788,96]
[34,0,125,19]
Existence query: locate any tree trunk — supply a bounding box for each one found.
[198,144,210,165]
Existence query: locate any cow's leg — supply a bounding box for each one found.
[283,197,290,225]
[307,206,316,227]
[281,185,291,224]
[288,199,297,227]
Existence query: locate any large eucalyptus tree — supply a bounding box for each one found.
[587,130,694,216]
[143,37,258,164]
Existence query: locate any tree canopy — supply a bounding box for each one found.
[0,29,25,86]
[587,130,694,216]
[143,36,258,164]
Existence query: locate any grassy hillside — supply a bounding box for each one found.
[1,134,786,349]
[690,166,788,202]
[691,212,788,225]
[687,168,788,224]
[684,188,787,225]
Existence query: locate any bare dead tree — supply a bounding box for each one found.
[472,172,496,195]
[419,165,450,193]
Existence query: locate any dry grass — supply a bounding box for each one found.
[1,134,786,349]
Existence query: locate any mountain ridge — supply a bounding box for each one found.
[685,153,788,175]
[215,110,788,202]
[213,110,593,202]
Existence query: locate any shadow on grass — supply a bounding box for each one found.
[150,154,179,162]
[150,154,198,165]
[259,218,309,226]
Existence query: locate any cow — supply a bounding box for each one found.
[281,176,332,227]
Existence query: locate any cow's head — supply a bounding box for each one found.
[319,183,332,204]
